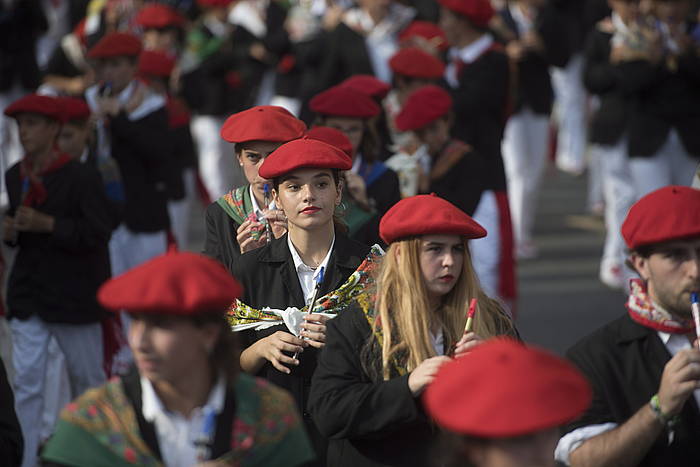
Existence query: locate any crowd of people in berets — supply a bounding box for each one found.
[0,0,700,466]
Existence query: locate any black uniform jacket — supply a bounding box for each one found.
[351,167,402,248]
[498,5,569,116]
[446,46,509,192]
[316,23,374,96]
[5,159,112,324]
[203,201,244,274]
[109,107,170,233]
[564,314,700,466]
[0,357,22,467]
[308,305,437,467]
[426,141,486,217]
[625,23,700,158]
[582,26,638,146]
[231,232,370,462]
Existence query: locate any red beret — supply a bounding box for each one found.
[220,106,306,144]
[622,186,700,249]
[58,97,91,122]
[258,136,352,179]
[309,85,380,119]
[389,48,446,79]
[87,32,142,59]
[437,0,494,28]
[379,193,486,244]
[135,3,184,29]
[98,251,242,315]
[399,21,449,52]
[395,85,452,132]
[340,75,391,100]
[138,50,176,77]
[4,94,65,122]
[424,338,592,437]
[306,126,354,157]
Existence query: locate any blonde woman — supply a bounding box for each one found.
[308,194,516,467]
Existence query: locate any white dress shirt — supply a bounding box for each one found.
[287,234,335,305]
[141,376,226,467]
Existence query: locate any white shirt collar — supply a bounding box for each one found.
[351,153,363,174]
[287,234,335,281]
[141,374,226,422]
[449,33,494,65]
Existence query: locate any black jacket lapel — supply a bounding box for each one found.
[121,370,163,462]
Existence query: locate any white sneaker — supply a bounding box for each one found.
[599,261,624,289]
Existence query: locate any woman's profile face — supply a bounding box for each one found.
[418,234,465,300]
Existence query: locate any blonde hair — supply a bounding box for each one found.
[371,237,514,380]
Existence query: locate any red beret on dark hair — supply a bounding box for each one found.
[622,186,700,249]
[4,94,65,122]
[306,126,354,157]
[58,97,91,122]
[138,50,176,77]
[395,85,452,131]
[258,136,352,179]
[309,86,380,119]
[220,106,306,144]
[340,75,391,100]
[437,0,494,28]
[379,193,486,244]
[425,338,591,437]
[135,3,184,29]
[389,48,446,79]
[98,251,242,315]
[88,32,142,59]
[399,21,449,52]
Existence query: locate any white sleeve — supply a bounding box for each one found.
[554,423,618,465]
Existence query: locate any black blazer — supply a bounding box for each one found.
[231,232,370,463]
[582,26,639,146]
[427,144,486,216]
[564,314,700,466]
[351,168,402,248]
[625,24,700,158]
[109,107,170,233]
[0,357,22,467]
[446,46,510,191]
[0,0,46,91]
[203,202,243,274]
[309,305,436,467]
[316,23,374,95]
[498,5,569,116]
[5,160,112,324]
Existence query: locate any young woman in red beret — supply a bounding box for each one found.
[203,106,306,273]
[228,138,375,465]
[308,194,516,467]
[42,252,315,467]
[309,85,402,247]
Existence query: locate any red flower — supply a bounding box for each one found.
[124,447,137,463]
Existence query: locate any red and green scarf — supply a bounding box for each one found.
[627,278,694,334]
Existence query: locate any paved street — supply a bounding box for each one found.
[187,166,628,356]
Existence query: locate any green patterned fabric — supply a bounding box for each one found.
[227,245,384,329]
[216,185,254,225]
[42,374,315,467]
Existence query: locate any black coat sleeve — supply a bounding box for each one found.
[50,166,113,252]
[0,357,22,467]
[308,307,422,440]
[202,202,242,268]
[110,108,170,165]
[451,52,509,121]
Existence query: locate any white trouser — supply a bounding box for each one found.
[109,224,167,278]
[629,129,699,198]
[551,54,588,174]
[471,190,500,298]
[167,167,196,250]
[40,338,71,441]
[594,141,635,268]
[11,315,105,467]
[502,109,550,246]
[587,145,605,210]
[191,115,244,202]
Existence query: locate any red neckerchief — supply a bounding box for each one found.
[626,279,694,334]
[20,150,72,206]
